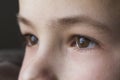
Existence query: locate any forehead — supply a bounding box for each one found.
[19,0,106,21]
[19,0,119,17]
[19,0,119,9]
[19,0,120,28]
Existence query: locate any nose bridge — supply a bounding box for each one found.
[40,28,62,57]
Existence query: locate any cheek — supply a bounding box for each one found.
[64,50,119,80]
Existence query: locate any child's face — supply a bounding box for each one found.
[18,0,120,80]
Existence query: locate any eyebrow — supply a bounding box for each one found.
[17,14,34,27]
[57,16,111,32]
[17,14,111,33]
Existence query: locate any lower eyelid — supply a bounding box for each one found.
[69,45,101,55]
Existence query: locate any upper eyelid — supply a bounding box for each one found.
[68,34,102,46]
[22,33,101,46]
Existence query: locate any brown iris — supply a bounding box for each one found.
[24,34,38,47]
[77,37,91,48]
[71,36,96,49]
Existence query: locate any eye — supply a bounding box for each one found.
[71,36,98,49]
[23,34,38,47]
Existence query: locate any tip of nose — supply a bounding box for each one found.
[19,69,58,80]
[20,74,58,80]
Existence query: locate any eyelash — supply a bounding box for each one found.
[22,33,100,50]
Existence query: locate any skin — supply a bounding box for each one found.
[18,0,120,80]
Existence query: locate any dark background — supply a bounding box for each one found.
[0,0,23,49]
[0,1,24,79]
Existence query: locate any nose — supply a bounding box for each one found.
[19,51,58,80]
[19,32,61,80]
